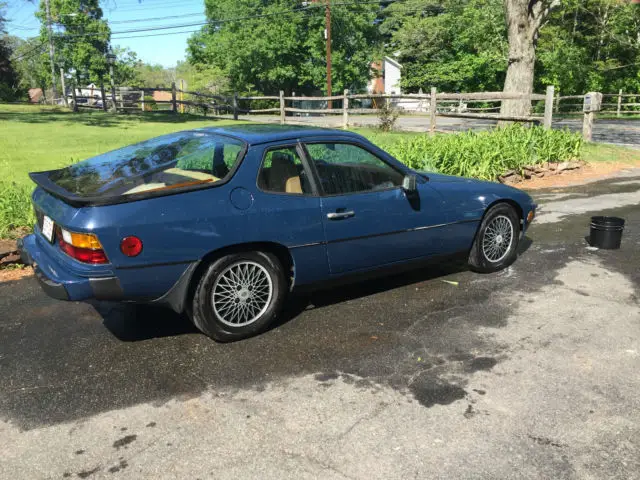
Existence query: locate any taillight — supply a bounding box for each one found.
[57,227,108,264]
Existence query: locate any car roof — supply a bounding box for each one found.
[194,124,365,145]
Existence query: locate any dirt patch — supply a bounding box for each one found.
[0,267,33,282]
[515,162,640,190]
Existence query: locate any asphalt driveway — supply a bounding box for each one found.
[1,171,639,479]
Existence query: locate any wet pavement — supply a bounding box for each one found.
[1,171,639,479]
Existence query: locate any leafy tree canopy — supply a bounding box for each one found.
[187,0,381,95]
[383,0,640,95]
[36,0,111,85]
[0,2,22,100]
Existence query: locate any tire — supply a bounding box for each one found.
[191,251,287,342]
[468,203,520,273]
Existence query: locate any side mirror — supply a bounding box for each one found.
[402,174,417,194]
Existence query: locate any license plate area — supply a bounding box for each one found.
[41,215,55,243]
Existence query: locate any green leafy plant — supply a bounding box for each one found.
[0,181,35,238]
[386,124,583,180]
[377,101,399,132]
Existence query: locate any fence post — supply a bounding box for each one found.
[71,85,78,113]
[554,90,560,114]
[171,82,177,113]
[429,87,437,133]
[180,79,185,114]
[100,83,107,112]
[59,68,67,107]
[543,85,554,129]
[617,89,623,117]
[343,89,349,129]
[279,90,285,125]
[233,93,239,121]
[582,92,602,142]
[140,91,145,112]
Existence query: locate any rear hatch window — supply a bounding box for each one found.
[38,131,245,201]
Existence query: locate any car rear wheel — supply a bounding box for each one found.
[191,251,287,341]
[468,203,520,273]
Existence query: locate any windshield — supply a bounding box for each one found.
[46,131,245,197]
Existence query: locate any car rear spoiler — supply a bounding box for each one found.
[29,170,229,207]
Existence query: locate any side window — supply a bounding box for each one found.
[305,143,404,195]
[258,146,311,195]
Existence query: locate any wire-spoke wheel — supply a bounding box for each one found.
[481,215,514,263]
[468,203,520,274]
[191,251,287,342]
[212,261,273,327]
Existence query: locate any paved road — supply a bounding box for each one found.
[230,114,640,147]
[1,171,640,479]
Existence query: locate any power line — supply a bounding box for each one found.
[55,0,401,40]
[11,41,47,62]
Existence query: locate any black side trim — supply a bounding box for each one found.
[289,219,480,249]
[90,277,124,300]
[34,267,69,300]
[150,262,199,313]
[293,251,469,293]
[117,260,196,270]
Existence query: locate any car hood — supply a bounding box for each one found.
[418,170,536,210]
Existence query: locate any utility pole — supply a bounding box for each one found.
[44,0,58,103]
[325,0,332,109]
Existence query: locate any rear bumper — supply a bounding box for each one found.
[19,234,123,301]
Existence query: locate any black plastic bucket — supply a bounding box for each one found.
[589,216,625,249]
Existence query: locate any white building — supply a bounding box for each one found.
[368,57,428,112]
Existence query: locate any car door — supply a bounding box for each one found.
[303,141,446,274]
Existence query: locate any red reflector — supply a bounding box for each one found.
[59,238,108,264]
[120,236,143,257]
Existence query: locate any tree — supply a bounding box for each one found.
[536,0,640,95]
[36,0,110,88]
[0,3,22,100]
[381,0,508,93]
[7,36,49,98]
[500,0,560,116]
[111,46,142,85]
[188,0,380,95]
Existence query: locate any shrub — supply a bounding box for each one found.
[0,182,35,238]
[143,95,157,111]
[386,124,583,180]
[377,101,399,132]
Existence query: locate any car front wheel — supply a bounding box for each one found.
[191,251,287,341]
[468,203,520,273]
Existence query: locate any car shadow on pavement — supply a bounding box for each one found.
[95,302,198,342]
[96,237,533,342]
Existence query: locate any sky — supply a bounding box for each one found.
[3,0,206,67]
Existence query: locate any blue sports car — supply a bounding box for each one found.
[19,125,536,341]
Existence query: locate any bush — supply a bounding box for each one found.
[386,124,583,180]
[143,95,157,111]
[0,182,35,238]
[377,101,399,132]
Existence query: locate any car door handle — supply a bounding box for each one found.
[327,210,355,220]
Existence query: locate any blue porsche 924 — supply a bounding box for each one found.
[19,125,536,341]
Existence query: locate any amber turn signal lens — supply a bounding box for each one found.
[527,210,535,223]
[61,228,103,249]
[120,236,143,257]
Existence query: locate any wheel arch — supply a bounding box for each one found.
[485,198,524,228]
[184,242,294,313]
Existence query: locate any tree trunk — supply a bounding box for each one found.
[501,0,559,117]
